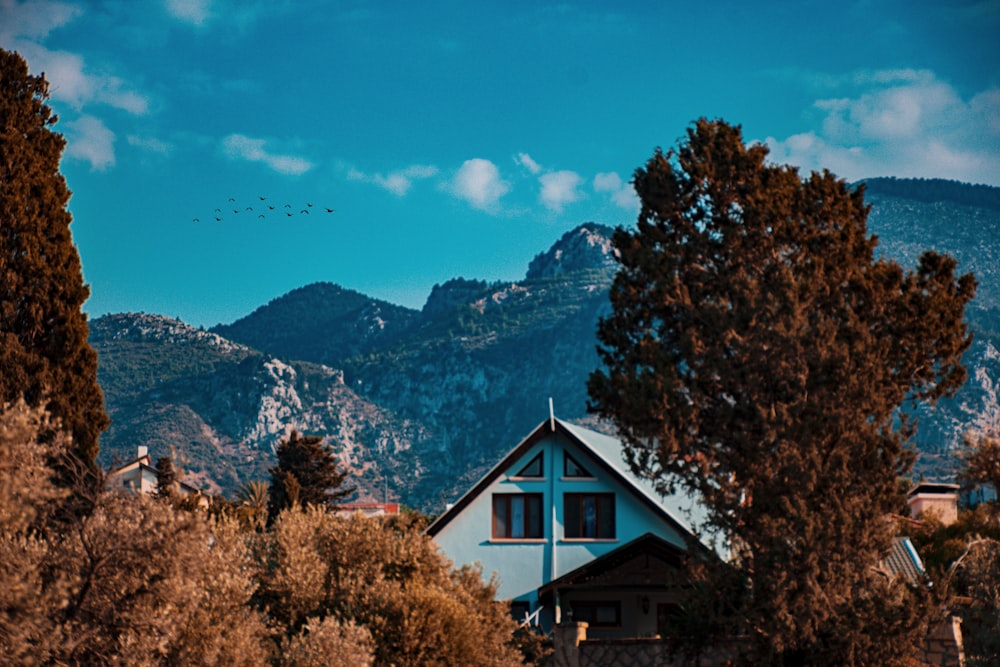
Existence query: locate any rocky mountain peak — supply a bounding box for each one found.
[525,222,617,280]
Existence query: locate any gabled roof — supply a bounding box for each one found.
[426,417,707,548]
[538,532,688,596]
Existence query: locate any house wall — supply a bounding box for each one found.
[908,493,959,525]
[433,430,691,611]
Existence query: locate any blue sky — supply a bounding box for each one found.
[3,0,998,328]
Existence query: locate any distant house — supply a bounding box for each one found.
[907,482,961,525]
[335,502,400,517]
[427,416,711,638]
[106,446,206,503]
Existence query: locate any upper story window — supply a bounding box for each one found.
[564,493,615,539]
[512,452,543,478]
[493,493,543,539]
[563,452,592,478]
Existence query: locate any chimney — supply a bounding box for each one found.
[137,445,148,460]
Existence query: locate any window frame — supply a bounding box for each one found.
[492,492,544,540]
[563,492,616,539]
[510,452,544,479]
[563,452,594,479]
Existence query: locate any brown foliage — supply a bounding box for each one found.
[589,119,975,665]
[256,507,524,667]
[0,48,108,473]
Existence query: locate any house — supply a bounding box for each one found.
[335,502,400,517]
[106,446,206,503]
[907,482,961,526]
[427,416,711,638]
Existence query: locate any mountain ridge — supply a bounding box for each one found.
[91,179,1000,508]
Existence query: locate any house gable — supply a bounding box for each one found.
[428,418,708,608]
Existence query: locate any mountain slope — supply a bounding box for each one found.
[91,189,1000,507]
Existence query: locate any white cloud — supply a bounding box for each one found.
[65,115,116,171]
[764,70,1000,186]
[0,3,149,116]
[165,0,211,25]
[593,171,638,211]
[515,152,542,174]
[0,0,81,40]
[127,134,173,155]
[346,164,439,196]
[448,158,510,211]
[539,170,582,213]
[222,134,314,175]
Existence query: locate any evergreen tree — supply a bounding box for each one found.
[154,456,176,500]
[267,432,354,519]
[0,48,108,474]
[588,119,976,666]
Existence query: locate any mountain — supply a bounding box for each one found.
[91,188,1000,508]
[91,313,429,500]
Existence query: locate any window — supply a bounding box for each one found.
[564,493,615,539]
[563,452,592,478]
[570,601,621,627]
[493,493,543,539]
[514,452,543,477]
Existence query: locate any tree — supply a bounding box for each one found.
[254,507,523,667]
[588,119,976,666]
[959,430,1000,497]
[267,431,355,519]
[154,455,177,500]
[0,48,108,476]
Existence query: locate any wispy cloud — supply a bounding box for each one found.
[539,170,582,213]
[0,0,81,40]
[348,164,439,196]
[515,152,542,175]
[222,134,314,175]
[447,158,510,211]
[165,0,211,25]
[593,172,638,211]
[765,70,1000,185]
[1,1,150,115]
[127,134,173,155]
[65,115,116,171]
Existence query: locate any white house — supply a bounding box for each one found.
[427,416,711,638]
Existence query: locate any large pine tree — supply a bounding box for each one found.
[588,119,976,666]
[0,49,108,473]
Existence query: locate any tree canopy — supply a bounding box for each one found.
[268,431,355,519]
[0,48,108,473]
[588,119,976,665]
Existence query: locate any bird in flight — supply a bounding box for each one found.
[228,197,236,202]
[192,218,200,222]
[301,209,309,214]
[325,208,335,213]
[259,195,267,200]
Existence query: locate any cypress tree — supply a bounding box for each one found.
[267,431,355,520]
[0,48,108,476]
[589,119,976,665]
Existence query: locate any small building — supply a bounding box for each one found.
[106,446,205,502]
[335,502,400,517]
[907,482,961,526]
[427,416,711,637]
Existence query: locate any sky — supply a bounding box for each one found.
[2,0,999,328]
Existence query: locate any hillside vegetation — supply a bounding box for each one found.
[92,192,1000,508]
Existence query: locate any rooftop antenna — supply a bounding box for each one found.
[549,397,555,431]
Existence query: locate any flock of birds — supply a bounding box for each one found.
[191,196,335,223]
